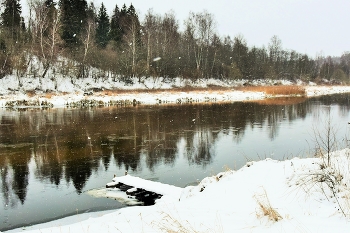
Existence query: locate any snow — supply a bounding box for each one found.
[109,175,182,198]
[1,75,350,108]
[305,85,350,96]
[5,149,350,233]
[2,71,350,232]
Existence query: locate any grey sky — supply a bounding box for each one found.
[21,0,350,57]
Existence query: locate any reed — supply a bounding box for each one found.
[254,188,283,222]
[101,86,232,96]
[236,85,306,96]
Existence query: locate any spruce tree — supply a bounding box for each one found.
[109,4,122,44]
[95,3,109,48]
[119,3,128,32]
[59,0,88,47]
[0,0,22,41]
[86,2,96,23]
[126,4,141,45]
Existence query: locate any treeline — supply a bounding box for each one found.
[0,0,350,83]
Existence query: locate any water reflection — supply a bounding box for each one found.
[0,94,350,209]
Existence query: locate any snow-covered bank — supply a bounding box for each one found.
[1,75,350,108]
[306,85,350,96]
[6,149,350,233]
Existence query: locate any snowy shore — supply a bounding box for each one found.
[5,149,350,233]
[1,76,350,108]
[3,76,350,232]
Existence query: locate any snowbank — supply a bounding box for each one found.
[306,85,350,96]
[1,75,350,108]
[7,149,350,233]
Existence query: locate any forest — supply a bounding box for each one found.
[0,0,349,84]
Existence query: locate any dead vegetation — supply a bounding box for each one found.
[99,85,305,97]
[100,86,232,96]
[293,116,350,217]
[249,97,307,106]
[254,188,283,222]
[236,85,306,96]
[154,210,224,233]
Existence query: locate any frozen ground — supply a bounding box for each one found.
[1,75,350,108]
[5,149,350,232]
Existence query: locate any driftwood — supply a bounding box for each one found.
[106,182,163,205]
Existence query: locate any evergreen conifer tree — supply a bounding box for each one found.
[95,3,109,48]
[59,0,88,47]
[109,4,122,44]
[0,0,22,41]
[119,3,128,33]
[126,4,141,45]
[86,2,96,23]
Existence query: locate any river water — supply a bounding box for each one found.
[1,94,350,231]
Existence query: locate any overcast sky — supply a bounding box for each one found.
[21,0,350,57]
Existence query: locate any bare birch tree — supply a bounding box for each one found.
[28,0,61,78]
[184,10,216,78]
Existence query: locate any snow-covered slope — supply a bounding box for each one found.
[6,149,350,233]
[2,75,350,108]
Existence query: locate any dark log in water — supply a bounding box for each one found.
[106,181,163,205]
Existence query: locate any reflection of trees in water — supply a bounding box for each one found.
[33,132,63,186]
[100,145,112,171]
[185,128,214,166]
[64,138,98,194]
[12,162,29,204]
[244,101,310,140]
[0,147,31,206]
[2,94,350,203]
[0,166,24,208]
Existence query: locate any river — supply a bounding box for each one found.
[1,94,350,231]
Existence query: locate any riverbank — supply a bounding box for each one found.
[1,75,350,108]
[6,148,350,233]
[0,80,350,108]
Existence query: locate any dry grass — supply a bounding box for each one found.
[155,212,198,233]
[100,86,232,96]
[154,210,224,233]
[44,92,55,99]
[343,193,350,217]
[236,85,306,96]
[255,188,283,222]
[223,165,232,172]
[249,97,307,106]
[26,90,36,97]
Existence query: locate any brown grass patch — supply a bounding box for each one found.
[236,85,305,96]
[26,90,36,97]
[44,92,55,99]
[100,86,233,96]
[255,188,283,222]
[249,97,307,106]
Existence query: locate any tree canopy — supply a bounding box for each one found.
[0,1,348,83]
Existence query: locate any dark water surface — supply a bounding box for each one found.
[1,94,350,231]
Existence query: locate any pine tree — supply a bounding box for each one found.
[95,3,109,48]
[0,0,22,41]
[59,0,88,47]
[109,4,122,44]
